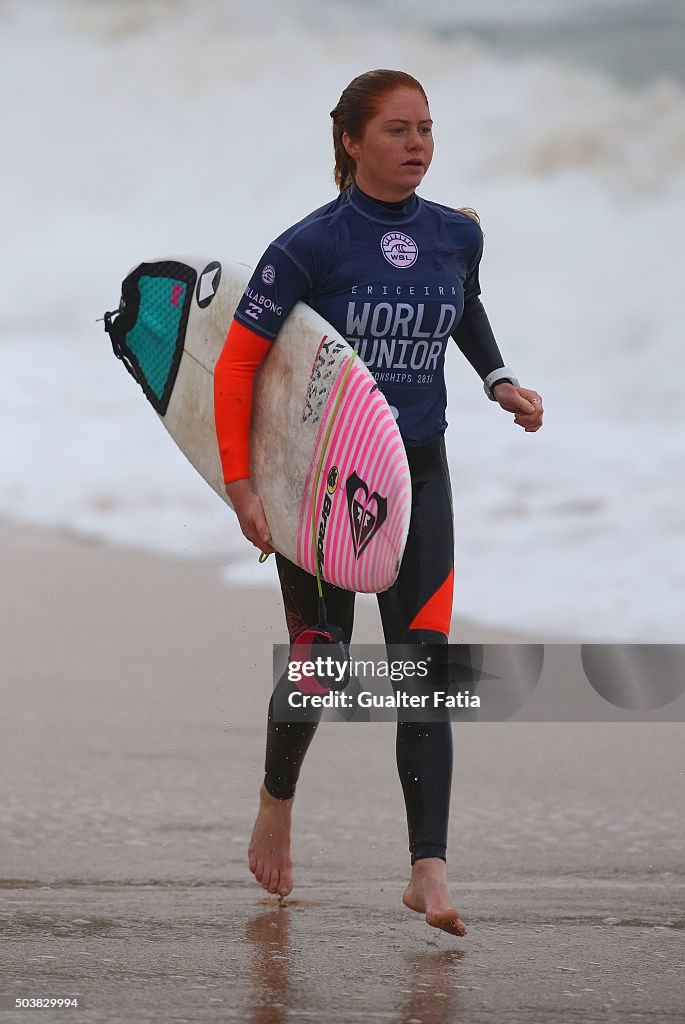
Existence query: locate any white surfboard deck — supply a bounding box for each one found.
[105,257,411,593]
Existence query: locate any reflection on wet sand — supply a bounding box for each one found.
[244,905,297,1024]
[243,901,469,1024]
[394,949,466,1023]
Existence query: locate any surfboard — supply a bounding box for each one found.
[103,257,411,593]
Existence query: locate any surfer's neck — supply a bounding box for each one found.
[353,184,415,212]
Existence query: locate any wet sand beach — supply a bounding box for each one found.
[1,522,683,1023]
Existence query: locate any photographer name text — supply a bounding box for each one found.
[288,690,480,709]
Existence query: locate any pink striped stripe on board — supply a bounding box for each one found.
[297,358,411,593]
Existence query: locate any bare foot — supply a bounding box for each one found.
[402,858,467,937]
[248,784,294,897]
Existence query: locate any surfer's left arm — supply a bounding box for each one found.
[451,219,543,432]
[492,381,544,431]
[450,297,543,430]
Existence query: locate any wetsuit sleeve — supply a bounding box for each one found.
[214,320,271,484]
[451,225,507,379]
[215,241,314,483]
[451,297,506,380]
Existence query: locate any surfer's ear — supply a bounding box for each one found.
[341,130,360,161]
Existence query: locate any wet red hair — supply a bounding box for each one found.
[330,70,428,192]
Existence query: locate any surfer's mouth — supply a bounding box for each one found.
[402,159,424,168]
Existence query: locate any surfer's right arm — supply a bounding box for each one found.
[214,242,313,554]
[214,319,275,555]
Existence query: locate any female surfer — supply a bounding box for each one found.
[214,70,543,937]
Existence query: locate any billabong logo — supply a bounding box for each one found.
[381,231,418,269]
[346,472,388,558]
[261,264,276,286]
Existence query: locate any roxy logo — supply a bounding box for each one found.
[346,472,388,558]
[261,264,276,286]
[381,231,418,269]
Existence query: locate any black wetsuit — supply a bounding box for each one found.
[235,187,507,864]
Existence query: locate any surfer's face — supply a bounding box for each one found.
[342,86,433,202]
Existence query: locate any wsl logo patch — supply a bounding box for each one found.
[381,231,418,269]
[346,472,388,558]
[261,264,276,286]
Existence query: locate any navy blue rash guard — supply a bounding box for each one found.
[233,186,505,445]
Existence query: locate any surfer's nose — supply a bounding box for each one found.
[405,129,424,151]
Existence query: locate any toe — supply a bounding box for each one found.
[277,870,292,897]
[427,910,467,937]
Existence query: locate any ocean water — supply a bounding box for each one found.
[1,0,683,641]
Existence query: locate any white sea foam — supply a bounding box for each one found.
[1,1,683,640]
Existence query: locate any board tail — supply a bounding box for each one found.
[103,261,198,416]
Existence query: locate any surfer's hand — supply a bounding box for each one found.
[494,383,544,432]
[225,479,276,555]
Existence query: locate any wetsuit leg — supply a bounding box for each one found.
[263,554,355,800]
[377,436,455,864]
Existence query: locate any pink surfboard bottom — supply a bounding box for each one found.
[297,360,411,594]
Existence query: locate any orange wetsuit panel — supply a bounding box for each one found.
[408,567,455,636]
[214,319,271,484]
